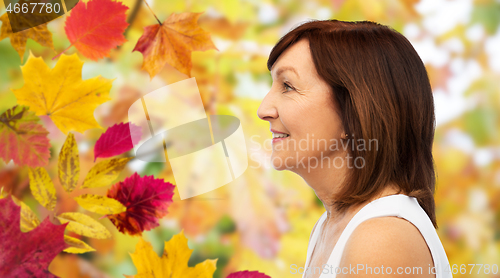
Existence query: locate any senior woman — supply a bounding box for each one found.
[257,20,452,278]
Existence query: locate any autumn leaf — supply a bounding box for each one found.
[64,235,96,254]
[12,53,113,134]
[59,133,80,192]
[17,197,41,232]
[75,193,127,215]
[0,13,54,63]
[82,157,132,188]
[227,271,272,278]
[62,0,129,60]
[94,122,142,161]
[107,173,175,235]
[57,212,111,239]
[6,198,96,257]
[125,232,217,278]
[0,196,68,278]
[133,12,218,79]
[0,105,51,167]
[28,167,57,211]
[4,194,42,232]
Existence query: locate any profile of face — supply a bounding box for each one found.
[257,39,346,174]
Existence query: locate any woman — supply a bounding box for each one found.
[257,20,452,278]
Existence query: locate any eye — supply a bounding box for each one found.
[282,82,294,93]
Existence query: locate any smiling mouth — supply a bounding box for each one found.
[272,133,290,139]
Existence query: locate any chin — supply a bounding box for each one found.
[270,152,291,171]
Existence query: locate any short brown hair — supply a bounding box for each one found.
[267,20,438,228]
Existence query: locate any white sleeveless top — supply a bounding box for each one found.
[303,194,452,278]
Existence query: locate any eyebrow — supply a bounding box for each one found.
[273,66,299,79]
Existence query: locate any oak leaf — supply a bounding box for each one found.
[0,105,51,167]
[28,167,57,211]
[75,193,127,215]
[125,232,217,278]
[94,122,142,161]
[57,212,111,239]
[107,172,175,235]
[58,133,80,192]
[0,13,54,63]
[12,53,113,134]
[63,0,129,60]
[82,157,133,188]
[133,12,218,79]
[0,196,68,278]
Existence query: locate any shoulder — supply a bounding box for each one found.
[338,217,435,277]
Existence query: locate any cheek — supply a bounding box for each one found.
[302,102,343,154]
[278,100,310,133]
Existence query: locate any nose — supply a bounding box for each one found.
[257,88,278,122]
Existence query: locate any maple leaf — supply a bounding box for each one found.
[107,173,175,235]
[0,105,51,167]
[12,53,112,134]
[8,196,95,254]
[125,232,217,278]
[0,13,54,63]
[94,122,142,161]
[227,271,272,278]
[62,0,129,61]
[0,196,68,278]
[133,12,218,79]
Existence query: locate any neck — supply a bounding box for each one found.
[295,160,400,224]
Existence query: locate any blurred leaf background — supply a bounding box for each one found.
[0,0,499,277]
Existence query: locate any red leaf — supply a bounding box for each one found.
[0,105,51,167]
[63,0,129,61]
[94,122,142,161]
[0,196,68,277]
[106,173,175,236]
[227,271,272,278]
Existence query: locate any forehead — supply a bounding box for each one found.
[270,39,314,78]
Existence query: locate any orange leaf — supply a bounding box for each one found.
[63,0,129,61]
[133,12,218,79]
[0,13,54,63]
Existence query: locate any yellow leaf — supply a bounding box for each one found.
[63,235,96,254]
[127,231,217,278]
[82,157,132,188]
[58,133,80,192]
[57,212,111,239]
[0,13,54,63]
[74,194,126,215]
[28,167,57,211]
[11,195,40,232]
[12,53,113,134]
[0,188,6,198]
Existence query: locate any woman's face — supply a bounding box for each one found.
[257,39,345,173]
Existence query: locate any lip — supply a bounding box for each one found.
[270,129,290,144]
[270,129,289,134]
[272,136,289,144]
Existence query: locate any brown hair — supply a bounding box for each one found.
[267,20,438,228]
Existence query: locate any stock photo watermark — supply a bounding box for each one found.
[290,263,499,275]
[249,134,379,172]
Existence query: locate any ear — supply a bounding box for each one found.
[341,132,348,140]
